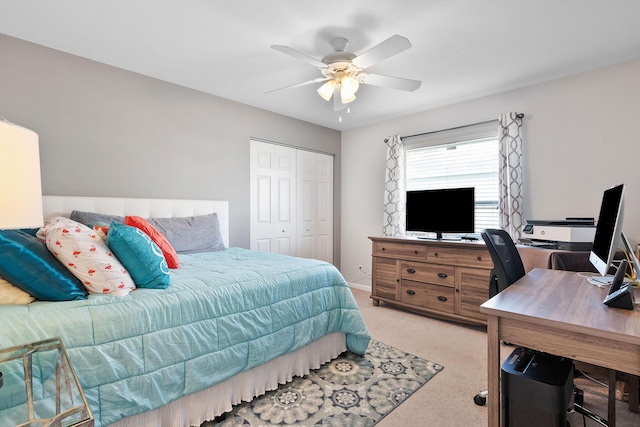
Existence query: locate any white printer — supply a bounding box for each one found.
[520,218,596,251]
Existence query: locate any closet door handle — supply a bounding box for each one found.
[406,268,416,274]
[406,290,416,295]
[437,273,448,279]
[437,296,448,302]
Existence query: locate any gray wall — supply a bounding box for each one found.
[341,58,640,287]
[0,34,342,263]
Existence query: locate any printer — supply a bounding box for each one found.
[520,218,596,251]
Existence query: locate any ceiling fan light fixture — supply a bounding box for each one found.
[317,80,337,101]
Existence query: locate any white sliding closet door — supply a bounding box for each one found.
[250,140,333,263]
[315,152,334,262]
[249,140,296,255]
[296,150,334,263]
[296,150,316,259]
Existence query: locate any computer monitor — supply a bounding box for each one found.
[589,184,625,277]
[405,187,475,240]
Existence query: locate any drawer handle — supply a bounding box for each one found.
[406,268,416,274]
[433,252,439,257]
[414,250,419,254]
[437,273,448,279]
[381,247,386,251]
[437,296,448,302]
[477,256,482,261]
[406,290,416,295]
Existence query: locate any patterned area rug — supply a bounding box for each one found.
[200,340,443,427]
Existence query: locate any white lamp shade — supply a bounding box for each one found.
[341,76,360,95]
[340,89,357,104]
[0,121,44,229]
[340,76,359,104]
[317,80,337,101]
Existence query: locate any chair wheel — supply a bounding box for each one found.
[473,393,487,406]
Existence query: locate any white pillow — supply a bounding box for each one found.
[0,276,35,304]
[37,217,135,296]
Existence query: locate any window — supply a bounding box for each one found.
[404,127,500,234]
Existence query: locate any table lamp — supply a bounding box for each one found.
[0,119,43,229]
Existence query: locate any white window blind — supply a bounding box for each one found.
[405,136,499,234]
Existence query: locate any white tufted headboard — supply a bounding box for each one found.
[42,196,230,247]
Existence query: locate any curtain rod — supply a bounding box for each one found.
[384,113,524,143]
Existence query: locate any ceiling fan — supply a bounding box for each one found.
[268,35,421,111]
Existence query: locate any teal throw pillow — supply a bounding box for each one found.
[0,230,87,301]
[106,222,170,289]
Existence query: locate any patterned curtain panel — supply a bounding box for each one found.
[383,135,405,236]
[498,113,524,241]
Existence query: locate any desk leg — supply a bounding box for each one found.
[630,375,639,413]
[487,315,500,427]
[608,369,616,427]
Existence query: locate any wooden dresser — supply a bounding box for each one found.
[369,236,493,325]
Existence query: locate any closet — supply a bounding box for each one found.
[249,139,334,263]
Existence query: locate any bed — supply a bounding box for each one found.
[0,196,370,427]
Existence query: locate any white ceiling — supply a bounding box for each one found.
[2,1,640,131]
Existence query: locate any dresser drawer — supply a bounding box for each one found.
[401,280,455,313]
[374,242,426,260]
[427,247,492,268]
[401,261,455,287]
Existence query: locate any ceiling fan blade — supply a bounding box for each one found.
[271,45,326,68]
[333,87,348,111]
[360,73,421,92]
[351,35,412,69]
[264,77,329,94]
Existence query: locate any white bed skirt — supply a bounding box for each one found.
[107,332,347,427]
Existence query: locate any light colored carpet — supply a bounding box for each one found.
[350,288,639,426]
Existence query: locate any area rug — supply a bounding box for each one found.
[200,340,444,427]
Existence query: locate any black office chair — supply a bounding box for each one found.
[482,228,526,300]
[474,228,525,406]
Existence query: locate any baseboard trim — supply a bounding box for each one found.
[347,282,371,292]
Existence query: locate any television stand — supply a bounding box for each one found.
[417,236,462,241]
[416,232,462,241]
[369,235,493,326]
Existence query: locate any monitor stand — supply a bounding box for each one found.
[588,232,639,286]
[621,232,640,275]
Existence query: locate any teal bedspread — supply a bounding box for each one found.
[0,248,370,426]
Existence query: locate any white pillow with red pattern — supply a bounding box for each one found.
[37,217,135,296]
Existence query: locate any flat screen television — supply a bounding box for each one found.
[406,187,475,240]
[589,183,625,278]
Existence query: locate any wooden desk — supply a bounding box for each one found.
[480,268,640,427]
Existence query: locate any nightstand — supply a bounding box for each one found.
[0,337,93,427]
